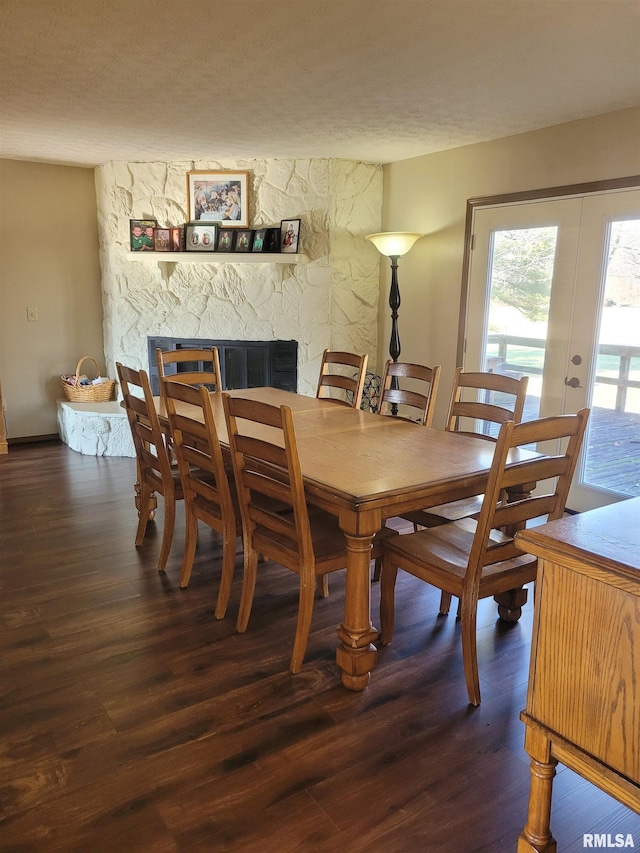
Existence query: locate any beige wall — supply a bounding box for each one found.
[380,107,640,427]
[0,160,103,438]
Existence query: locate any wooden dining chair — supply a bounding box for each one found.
[116,362,184,571]
[378,359,442,425]
[380,408,589,706]
[315,349,368,409]
[370,359,442,581]
[156,346,223,390]
[223,393,349,673]
[161,379,240,615]
[400,367,529,529]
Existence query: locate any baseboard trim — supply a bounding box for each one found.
[8,434,61,445]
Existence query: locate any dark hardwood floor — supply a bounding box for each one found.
[1,442,638,852]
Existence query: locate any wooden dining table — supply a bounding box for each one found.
[156,385,536,691]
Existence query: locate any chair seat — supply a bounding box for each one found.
[307,507,349,561]
[255,505,347,567]
[384,517,537,593]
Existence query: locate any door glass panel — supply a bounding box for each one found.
[582,218,640,497]
[482,226,557,435]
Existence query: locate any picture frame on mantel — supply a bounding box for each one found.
[252,228,267,252]
[187,170,249,227]
[280,218,301,253]
[216,228,236,252]
[263,227,281,253]
[130,218,157,251]
[185,222,217,252]
[234,229,253,252]
[153,227,171,252]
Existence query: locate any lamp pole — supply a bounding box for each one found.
[365,231,423,416]
[388,255,401,364]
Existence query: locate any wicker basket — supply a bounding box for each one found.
[61,356,116,403]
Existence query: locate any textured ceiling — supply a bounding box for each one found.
[1,0,639,168]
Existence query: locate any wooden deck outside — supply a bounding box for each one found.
[582,405,640,497]
[488,395,640,499]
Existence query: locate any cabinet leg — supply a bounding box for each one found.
[518,728,557,852]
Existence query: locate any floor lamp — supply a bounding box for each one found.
[366,231,423,413]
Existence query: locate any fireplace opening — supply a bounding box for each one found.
[148,337,298,396]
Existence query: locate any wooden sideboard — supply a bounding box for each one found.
[515,498,640,852]
[0,382,7,454]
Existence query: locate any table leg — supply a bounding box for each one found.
[518,726,557,853]
[335,508,380,691]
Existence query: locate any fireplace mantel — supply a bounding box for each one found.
[126,251,307,265]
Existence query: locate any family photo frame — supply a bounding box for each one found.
[187,170,249,227]
[129,218,157,251]
[280,218,301,253]
[216,228,236,252]
[252,229,267,253]
[153,227,171,252]
[234,229,253,252]
[185,222,217,252]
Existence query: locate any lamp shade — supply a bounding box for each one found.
[365,231,423,258]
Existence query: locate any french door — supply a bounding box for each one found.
[463,185,640,512]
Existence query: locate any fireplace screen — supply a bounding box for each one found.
[148,337,297,396]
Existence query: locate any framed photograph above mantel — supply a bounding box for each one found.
[187,170,249,227]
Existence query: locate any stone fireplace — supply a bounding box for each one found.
[94,158,383,396]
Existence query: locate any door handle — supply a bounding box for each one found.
[564,376,582,388]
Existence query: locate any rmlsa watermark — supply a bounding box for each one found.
[583,834,635,848]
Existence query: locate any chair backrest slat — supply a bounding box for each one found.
[316,349,368,408]
[378,360,441,425]
[446,367,529,437]
[157,346,222,391]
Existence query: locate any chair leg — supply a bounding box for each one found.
[179,508,199,587]
[134,483,154,546]
[158,493,176,572]
[290,571,317,674]
[379,553,399,645]
[236,547,258,633]
[316,574,329,598]
[439,591,453,615]
[459,592,481,706]
[215,531,238,620]
[372,555,382,583]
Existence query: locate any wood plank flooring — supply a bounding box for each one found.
[1,442,638,852]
